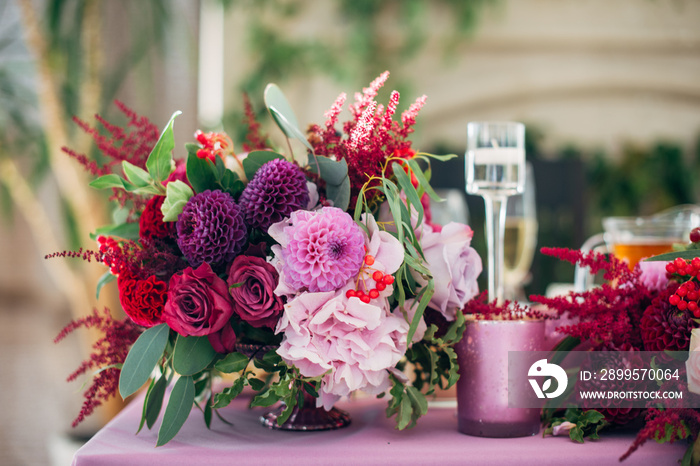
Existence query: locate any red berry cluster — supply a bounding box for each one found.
[666,256,700,277]
[667,257,700,317]
[345,254,395,303]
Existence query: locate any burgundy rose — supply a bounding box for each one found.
[117,273,168,327]
[163,262,233,336]
[227,255,284,328]
[208,321,237,354]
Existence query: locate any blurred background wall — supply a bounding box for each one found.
[0,0,698,464]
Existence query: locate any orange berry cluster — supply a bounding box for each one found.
[667,257,700,317]
[345,254,395,303]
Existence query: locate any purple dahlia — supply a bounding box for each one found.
[176,190,247,268]
[239,158,309,232]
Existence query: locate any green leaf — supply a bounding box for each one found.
[138,377,156,434]
[91,222,141,242]
[186,153,217,193]
[307,155,347,185]
[157,375,195,446]
[396,397,413,430]
[172,335,217,376]
[326,174,350,211]
[144,373,168,430]
[407,280,433,344]
[242,151,284,182]
[95,272,116,300]
[219,169,245,198]
[392,162,423,225]
[119,324,170,399]
[406,386,428,416]
[89,174,131,190]
[681,442,693,466]
[130,185,165,195]
[307,156,350,211]
[644,249,700,262]
[248,378,265,391]
[147,111,180,183]
[569,425,585,443]
[264,84,313,152]
[277,398,296,426]
[406,159,440,201]
[214,352,249,374]
[250,387,282,408]
[161,180,194,222]
[213,377,247,409]
[122,161,152,188]
[204,394,213,429]
[579,410,605,425]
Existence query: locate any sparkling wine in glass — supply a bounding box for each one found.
[503,163,537,301]
[465,122,526,303]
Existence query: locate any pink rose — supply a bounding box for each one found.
[687,328,700,395]
[208,321,237,354]
[163,262,233,336]
[276,285,409,410]
[228,255,284,328]
[415,222,482,321]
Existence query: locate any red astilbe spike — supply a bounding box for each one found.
[464,290,548,320]
[241,93,270,152]
[620,408,700,461]
[55,307,141,427]
[306,72,427,209]
[529,247,652,349]
[61,101,160,214]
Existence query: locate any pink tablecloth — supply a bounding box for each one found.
[72,392,686,466]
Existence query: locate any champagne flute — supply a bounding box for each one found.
[503,163,537,301]
[465,122,526,304]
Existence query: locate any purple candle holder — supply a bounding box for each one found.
[455,318,545,437]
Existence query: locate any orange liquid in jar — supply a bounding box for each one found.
[610,239,679,269]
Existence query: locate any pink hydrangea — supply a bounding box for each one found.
[268,207,365,293]
[275,285,409,410]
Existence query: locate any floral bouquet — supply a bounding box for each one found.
[531,237,700,464]
[52,72,482,445]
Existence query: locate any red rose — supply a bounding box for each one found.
[227,255,284,328]
[163,263,233,337]
[139,196,175,245]
[117,273,168,327]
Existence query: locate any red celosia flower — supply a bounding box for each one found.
[117,273,168,327]
[54,307,141,428]
[139,196,175,246]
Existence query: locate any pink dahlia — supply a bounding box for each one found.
[268,207,365,293]
[238,158,309,232]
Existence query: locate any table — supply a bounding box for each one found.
[72,392,687,465]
